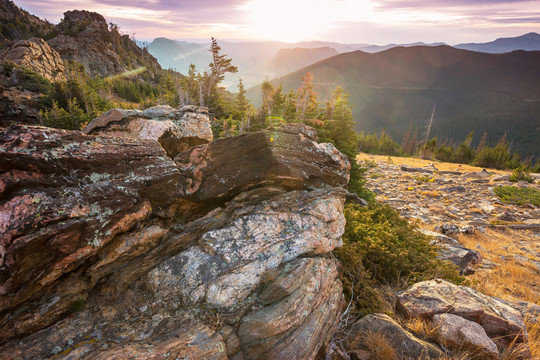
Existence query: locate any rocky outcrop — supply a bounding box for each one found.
[82,105,213,157]
[0,122,348,359]
[396,280,527,346]
[0,124,179,340]
[347,313,444,359]
[47,10,160,78]
[0,37,65,82]
[433,313,498,360]
[175,127,350,203]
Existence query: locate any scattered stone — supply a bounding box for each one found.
[491,175,511,182]
[419,229,459,245]
[497,211,518,222]
[442,185,467,193]
[396,280,526,346]
[346,191,369,206]
[436,243,482,275]
[433,313,498,360]
[400,164,435,173]
[436,224,475,235]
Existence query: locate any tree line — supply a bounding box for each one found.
[358,127,539,172]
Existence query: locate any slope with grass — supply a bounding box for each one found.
[354,153,540,359]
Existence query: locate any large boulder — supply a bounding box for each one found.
[174,126,351,203]
[0,125,179,340]
[433,313,498,360]
[0,37,65,82]
[82,105,213,157]
[347,313,444,359]
[396,280,527,345]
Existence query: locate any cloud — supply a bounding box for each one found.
[12,0,540,43]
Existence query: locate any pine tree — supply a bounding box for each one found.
[324,87,357,157]
[234,78,249,118]
[477,132,487,152]
[207,37,238,99]
[295,72,318,122]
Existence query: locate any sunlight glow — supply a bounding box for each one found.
[240,0,377,42]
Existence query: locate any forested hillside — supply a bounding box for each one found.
[248,45,540,159]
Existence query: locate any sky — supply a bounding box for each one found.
[14,0,540,45]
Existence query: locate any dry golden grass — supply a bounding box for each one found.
[405,318,439,343]
[420,190,441,198]
[454,229,540,304]
[362,329,396,360]
[524,316,540,360]
[357,153,509,174]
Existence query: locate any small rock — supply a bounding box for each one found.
[433,313,498,360]
[348,313,443,359]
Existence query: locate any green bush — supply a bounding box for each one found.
[348,162,376,202]
[434,145,454,162]
[41,99,90,130]
[509,164,535,183]
[494,186,540,207]
[334,202,463,314]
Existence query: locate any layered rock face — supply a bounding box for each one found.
[0,37,65,82]
[175,123,350,203]
[82,105,213,157]
[0,119,348,359]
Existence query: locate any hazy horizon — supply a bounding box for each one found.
[14,0,540,45]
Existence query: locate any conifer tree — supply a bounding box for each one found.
[295,72,318,121]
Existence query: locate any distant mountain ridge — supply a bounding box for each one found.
[247,45,540,159]
[455,32,540,53]
[146,37,445,90]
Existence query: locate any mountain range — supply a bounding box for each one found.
[247,45,540,159]
[146,38,447,90]
[455,32,540,53]
[146,32,540,94]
